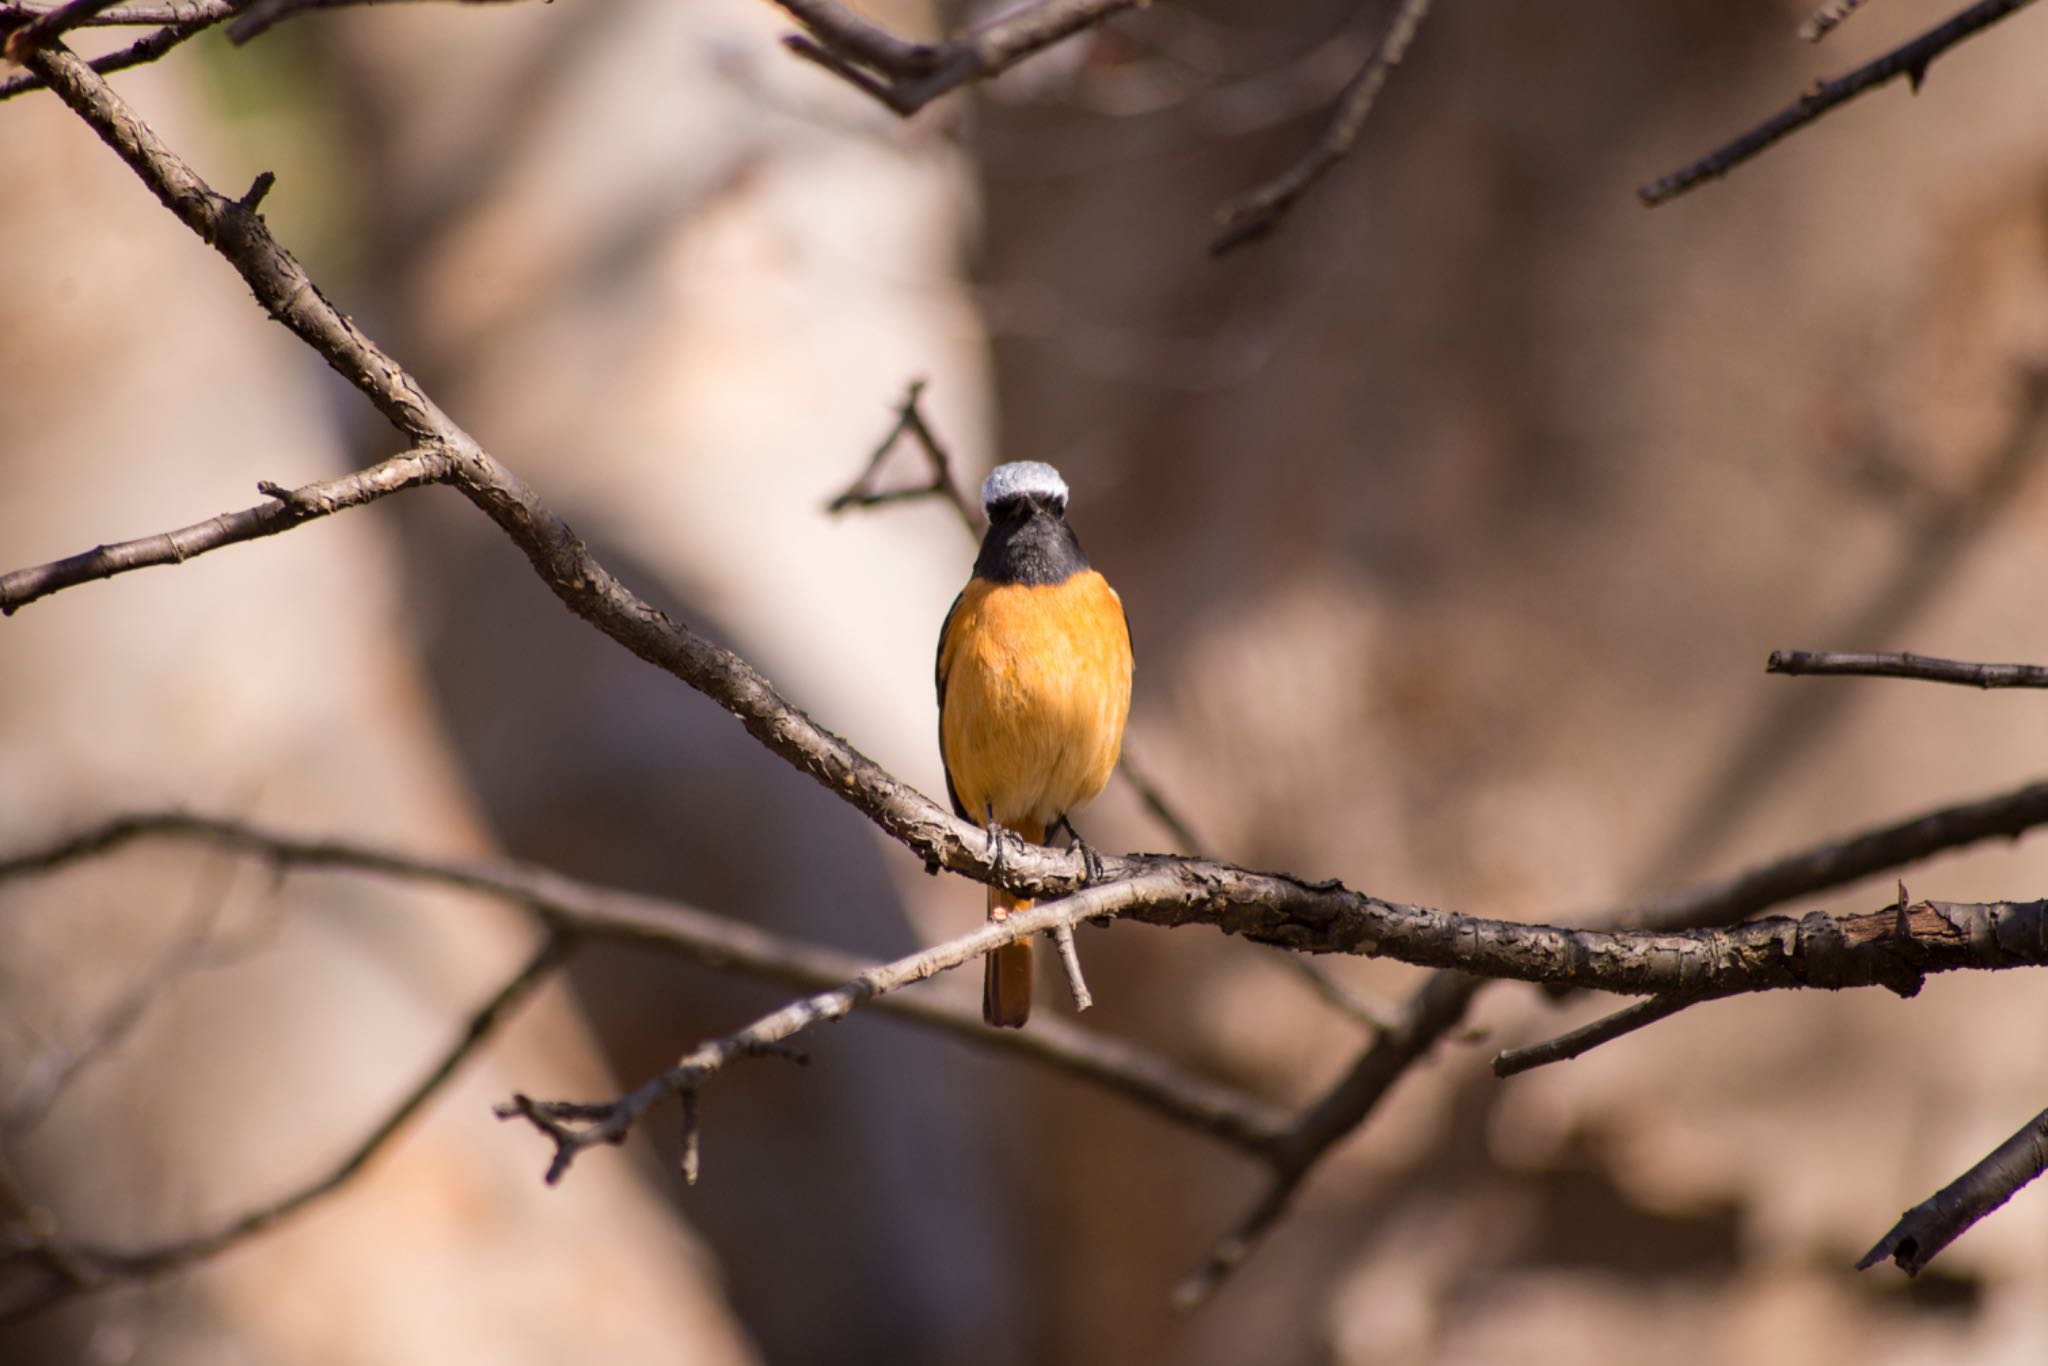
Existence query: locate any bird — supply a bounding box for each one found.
[936,461,1134,1027]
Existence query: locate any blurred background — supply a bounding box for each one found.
[6,0,2048,1362]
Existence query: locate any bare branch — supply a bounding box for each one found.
[1,1,233,23]
[222,0,528,47]
[1859,1104,2048,1275]
[497,875,1258,1184]
[1768,649,2048,689]
[0,0,225,102]
[1175,969,1480,1307]
[0,446,447,614]
[1639,0,2042,207]
[1209,0,1434,256]
[1800,0,1880,42]
[1,0,125,60]
[1,852,238,1138]
[823,378,980,538]
[1272,953,1404,1035]
[1491,994,1702,1078]
[1178,770,2048,1301]
[0,812,1291,1156]
[774,0,1144,116]
[0,933,569,1325]
[511,874,2048,1187]
[1050,922,1093,1010]
[1115,745,1208,857]
[1616,776,2048,932]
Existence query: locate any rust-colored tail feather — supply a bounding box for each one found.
[984,883,1034,1028]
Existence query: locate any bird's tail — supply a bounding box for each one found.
[983,819,1042,1028]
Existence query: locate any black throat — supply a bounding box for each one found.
[973,498,1090,586]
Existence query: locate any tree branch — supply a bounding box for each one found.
[1,0,125,59]
[772,0,1144,117]
[0,446,446,614]
[1175,771,2048,1301]
[2,2,230,24]
[1490,993,1702,1077]
[0,812,1291,1157]
[1767,649,2048,689]
[0,933,570,1324]
[1638,0,2042,207]
[823,377,980,539]
[1858,1104,2048,1275]
[1209,0,1433,256]
[1174,969,1480,1307]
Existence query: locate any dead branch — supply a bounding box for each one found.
[1490,994,1702,1077]
[773,0,1144,117]
[1768,649,2048,689]
[0,447,445,614]
[0,934,569,1325]
[823,378,981,538]
[1639,0,2043,207]
[1858,1104,2048,1275]
[0,813,1291,1152]
[1209,0,1433,255]
[1175,771,2048,1301]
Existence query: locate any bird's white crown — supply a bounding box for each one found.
[980,461,1068,510]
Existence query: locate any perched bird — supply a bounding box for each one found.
[936,461,1134,1027]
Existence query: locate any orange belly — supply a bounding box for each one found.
[939,570,1133,832]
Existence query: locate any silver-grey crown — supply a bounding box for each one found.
[980,461,1068,511]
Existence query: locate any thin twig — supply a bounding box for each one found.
[1859,1104,2048,1275]
[0,446,446,614]
[1800,0,1880,42]
[1174,969,1479,1307]
[1639,369,2048,884]
[1,0,124,59]
[1639,0,2042,207]
[1,852,238,1138]
[1491,994,1702,1077]
[0,933,570,1324]
[1114,745,1207,856]
[1768,649,2048,689]
[775,0,1144,116]
[1050,922,1093,1010]
[1619,777,2048,932]
[1272,953,1403,1034]
[1210,0,1433,255]
[0,15,220,102]
[823,378,981,538]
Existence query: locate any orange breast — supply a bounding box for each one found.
[939,571,1134,834]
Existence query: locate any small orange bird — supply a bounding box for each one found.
[936,461,1134,1027]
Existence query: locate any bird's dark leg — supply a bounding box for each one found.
[1053,813,1103,884]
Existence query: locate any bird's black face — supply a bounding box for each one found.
[985,491,1067,527]
[974,491,1087,586]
